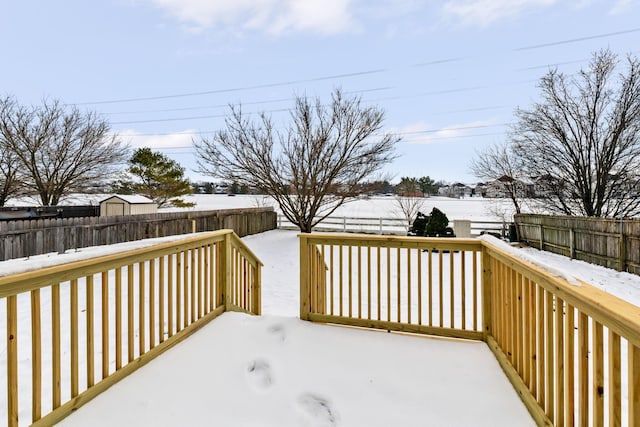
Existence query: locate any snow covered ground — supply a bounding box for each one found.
[6,193,517,222]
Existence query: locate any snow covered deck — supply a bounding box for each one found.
[57,312,534,427]
[4,229,640,426]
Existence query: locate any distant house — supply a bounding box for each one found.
[99,195,157,216]
[438,182,473,198]
[484,176,534,198]
[474,182,487,197]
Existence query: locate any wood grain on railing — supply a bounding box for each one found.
[300,233,484,341]
[483,243,640,427]
[1,229,262,427]
[300,233,640,427]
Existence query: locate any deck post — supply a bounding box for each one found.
[482,247,492,341]
[299,234,310,320]
[252,265,262,315]
[216,232,232,310]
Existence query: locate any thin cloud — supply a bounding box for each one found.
[119,129,198,150]
[610,0,634,15]
[147,0,356,35]
[394,120,501,144]
[442,0,558,27]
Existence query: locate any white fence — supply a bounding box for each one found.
[276,214,509,237]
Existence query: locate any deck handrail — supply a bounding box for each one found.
[299,232,640,426]
[1,229,262,427]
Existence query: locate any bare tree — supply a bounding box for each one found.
[470,142,525,214]
[0,98,128,206]
[0,97,24,205]
[393,195,424,231]
[194,89,399,232]
[511,49,640,217]
[0,145,22,206]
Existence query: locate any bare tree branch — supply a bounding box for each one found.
[470,142,526,214]
[194,89,399,232]
[393,195,424,230]
[509,49,640,217]
[0,97,25,205]
[0,98,128,205]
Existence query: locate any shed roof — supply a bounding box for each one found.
[99,194,155,204]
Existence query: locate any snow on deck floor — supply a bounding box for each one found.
[58,312,534,427]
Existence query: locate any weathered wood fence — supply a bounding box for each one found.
[0,208,276,261]
[514,214,640,274]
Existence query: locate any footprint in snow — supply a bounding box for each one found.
[246,359,273,391]
[296,393,338,427]
[267,323,286,342]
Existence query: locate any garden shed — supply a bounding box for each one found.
[99,194,157,216]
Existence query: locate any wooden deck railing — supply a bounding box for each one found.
[300,233,640,426]
[1,229,262,427]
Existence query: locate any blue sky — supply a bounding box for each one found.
[1,0,639,184]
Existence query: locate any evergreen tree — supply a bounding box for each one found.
[396,177,420,195]
[418,176,436,195]
[424,207,449,237]
[123,148,194,208]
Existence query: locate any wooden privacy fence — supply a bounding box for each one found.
[1,229,262,427]
[300,233,640,426]
[515,214,640,274]
[0,207,276,262]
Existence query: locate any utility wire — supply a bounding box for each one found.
[399,123,511,135]
[111,85,495,125]
[69,27,638,108]
[119,122,510,139]
[514,27,640,51]
[137,131,509,154]
[516,58,587,71]
[70,69,387,106]
[103,87,392,116]
[65,27,639,139]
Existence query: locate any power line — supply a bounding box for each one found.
[407,131,506,142]
[66,27,638,111]
[399,123,511,135]
[135,130,510,155]
[107,76,539,125]
[102,87,392,116]
[516,58,587,71]
[119,122,510,139]
[70,69,387,106]
[111,108,289,125]
[110,85,504,125]
[430,105,508,115]
[411,57,465,67]
[515,27,640,51]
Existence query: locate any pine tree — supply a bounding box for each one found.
[123,148,194,208]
